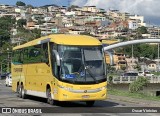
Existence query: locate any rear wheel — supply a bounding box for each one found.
[21,85,27,99]
[47,88,54,105]
[17,84,27,99]
[17,84,22,98]
[86,101,95,107]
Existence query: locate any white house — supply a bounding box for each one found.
[65,11,75,17]
[128,19,138,30]
[129,15,146,27]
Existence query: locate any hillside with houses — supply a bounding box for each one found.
[0,2,160,72]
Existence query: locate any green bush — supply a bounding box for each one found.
[120,65,126,70]
[129,77,149,93]
[108,76,113,84]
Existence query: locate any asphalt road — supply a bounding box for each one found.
[0,80,159,116]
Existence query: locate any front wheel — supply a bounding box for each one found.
[47,88,54,105]
[86,101,95,107]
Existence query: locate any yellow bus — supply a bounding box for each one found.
[12,34,107,106]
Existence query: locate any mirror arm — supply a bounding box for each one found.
[52,50,60,66]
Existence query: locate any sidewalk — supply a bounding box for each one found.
[108,94,160,107]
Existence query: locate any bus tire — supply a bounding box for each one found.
[21,85,27,99]
[17,84,22,98]
[47,88,54,105]
[86,101,95,107]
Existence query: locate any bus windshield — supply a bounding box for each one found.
[55,45,106,84]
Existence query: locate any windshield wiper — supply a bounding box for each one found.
[85,66,98,83]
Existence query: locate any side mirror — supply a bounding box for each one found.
[105,51,114,65]
[52,50,60,66]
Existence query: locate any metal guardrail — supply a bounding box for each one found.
[111,76,160,83]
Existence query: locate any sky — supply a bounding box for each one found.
[0,0,160,25]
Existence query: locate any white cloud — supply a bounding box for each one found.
[71,0,160,25]
[71,0,87,6]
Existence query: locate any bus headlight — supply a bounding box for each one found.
[58,85,73,91]
[99,86,107,90]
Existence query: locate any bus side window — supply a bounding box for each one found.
[28,45,41,63]
[23,48,29,64]
[13,50,21,64]
[18,49,23,64]
[41,43,49,64]
[50,43,59,78]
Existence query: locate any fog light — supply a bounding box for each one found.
[99,86,107,90]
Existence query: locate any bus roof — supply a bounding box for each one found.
[13,34,102,50]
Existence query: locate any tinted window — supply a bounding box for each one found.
[28,45,42,63]
[12,43,49,64]
[12,49,23,64]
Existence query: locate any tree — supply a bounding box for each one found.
[134,26,148,39]
[137,26,148,34]
[31,28,41,39]
[16,1,26,6]
[0,16,16,48]
[17,19,27,27]
[27,4,34,8]
[123,44,157,59]
[129,77,148,93]
[120,65,126,71]
[107,64,116,73]
[116,36,128,42]
[15,28,41,43]
[134,63,141,71]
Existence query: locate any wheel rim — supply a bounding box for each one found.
[48,92,52,101]
[18,85,22,97]
[22,87,25,97]
[19,87,22,94]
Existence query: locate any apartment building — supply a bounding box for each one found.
[129,15,146,27]
[114,53,127,70]
[107,10,130,22]
[147,26,160,39]
[82,6,98,13]
[128,19,139,30]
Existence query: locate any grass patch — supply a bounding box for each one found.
[108,89,160,101]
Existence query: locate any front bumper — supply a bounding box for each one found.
[56,88,107,101]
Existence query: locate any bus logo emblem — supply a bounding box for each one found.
[84,90,87,93]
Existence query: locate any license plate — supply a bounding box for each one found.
[82,95,90,98]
